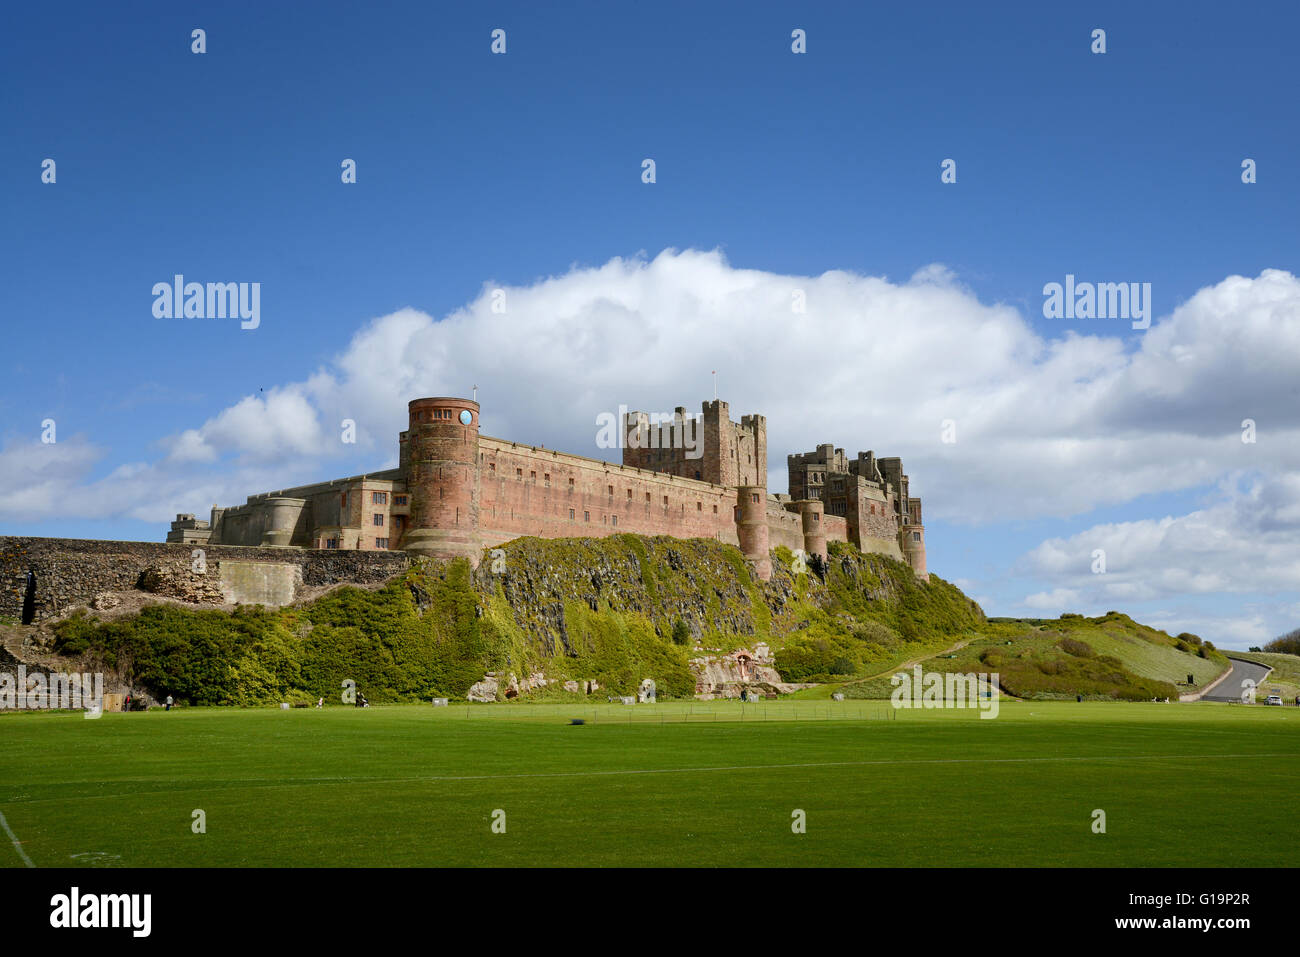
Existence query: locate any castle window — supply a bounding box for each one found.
[394,495,407,506]
[373,514,384,527]
[646,492,651,503]
[608,484,614,497]
[376,537,389,549]
[813,513,820,522]
[627,489,633,499]
[694,470,701,480]
[516,468,523,480]
[325,538,339,549]
[340,493,347,508]
[870,505,875,514]
[663,495,669,506]
[530,470,536,481]
[569,477,575,488]
[372,492,387,505]
[569,508,576,520]
[544,473,550,485]
[712,505,717,514]
[584,511,590,522]
[612,515,618,527]
[490,463,496,472]
[913,531,921,542]
[696,502,702,511]
[751,493,759,504]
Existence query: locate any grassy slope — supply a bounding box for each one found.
[43,535,987,705]
[38,535,1227,704]
[1,699,1295,868]
[827,613,1232,701]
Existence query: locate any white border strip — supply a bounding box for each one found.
[0,809,34,868]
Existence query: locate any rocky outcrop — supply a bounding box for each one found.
[690,645,817,699]
[138,562,226,604]
[466,670,554,702]
[474,536,801,656]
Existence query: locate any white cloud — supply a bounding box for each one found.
[2,248,1299,630]
[1019,474,1300,602]
[134,252,1300,529]
[1021,588,1082,611]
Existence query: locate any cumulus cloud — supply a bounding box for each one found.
[0,436,104,517]
[2,249,1298,627]
[1018,474,1300,604]
[138,252,1300,528]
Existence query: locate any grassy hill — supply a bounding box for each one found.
[29,535,1231,706]
[827,612,1232,701]
[38,535,985,706]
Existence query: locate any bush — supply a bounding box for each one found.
[1264,628,1300,656]
[1057,637,1095,658]
[671,619,691,646]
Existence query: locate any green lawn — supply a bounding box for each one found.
[1,699,1294,867]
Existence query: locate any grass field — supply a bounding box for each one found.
[1,699,1295,868]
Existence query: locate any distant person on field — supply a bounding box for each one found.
[316,697,324,709]
[165,695,173,711]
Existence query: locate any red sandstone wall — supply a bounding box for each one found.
[478,438,741,547]
[822,513,848,542]
[765,503,805,552]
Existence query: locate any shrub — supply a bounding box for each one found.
[1057,637,1095,658]
[671,619,691,646]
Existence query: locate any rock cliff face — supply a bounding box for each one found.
[476,535,768,655]
[466,534,982,700]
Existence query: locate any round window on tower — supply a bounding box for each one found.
[459,409,473,425]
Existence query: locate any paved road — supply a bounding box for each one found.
[1201,656,1273,703]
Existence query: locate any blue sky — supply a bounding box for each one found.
[3,1,1299,647]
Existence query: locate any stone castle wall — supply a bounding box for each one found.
[0,538,410,623]
[478,437,742,548]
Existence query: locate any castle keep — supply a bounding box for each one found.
[169,397,927,581]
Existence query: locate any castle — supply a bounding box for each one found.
[167,397,927,581]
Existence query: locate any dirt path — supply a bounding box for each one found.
[862,637,975,682]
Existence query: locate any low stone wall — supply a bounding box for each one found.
[0,537,411,622]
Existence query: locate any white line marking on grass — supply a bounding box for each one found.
[6,752,1293,806]
[0,809,35,867]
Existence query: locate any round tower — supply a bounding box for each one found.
[900,523,928,582]
[735,485,772,581]
[402,397,482,565]
[794,499,827,563]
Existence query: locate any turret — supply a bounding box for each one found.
[794,499,827,562]
[402,397,482,565]
[900,497,928,581]
[735,485,771,581]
